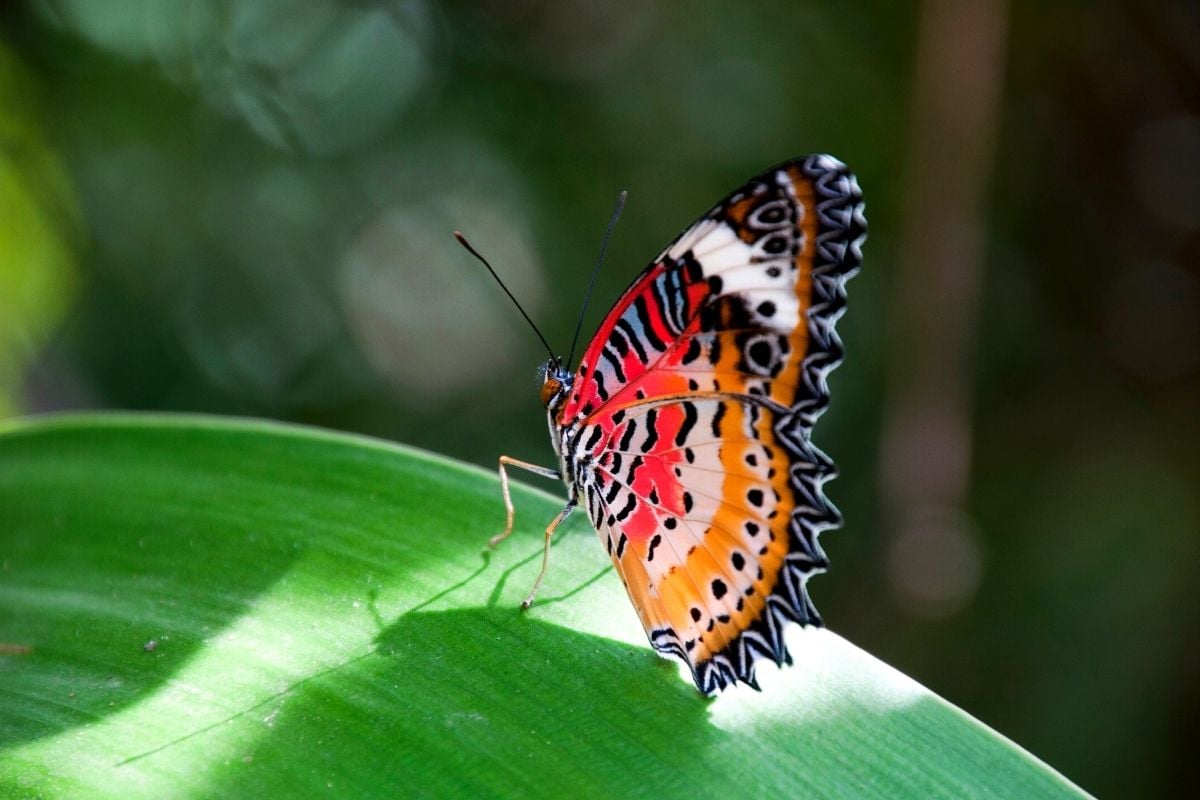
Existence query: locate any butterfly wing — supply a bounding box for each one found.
[560,155,865,692]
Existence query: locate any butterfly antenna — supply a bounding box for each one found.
[567,190,627,368]
[454,231,556,363]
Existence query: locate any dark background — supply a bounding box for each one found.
[2,2,1197,795]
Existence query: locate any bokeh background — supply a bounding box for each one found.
[2,1,1197,795]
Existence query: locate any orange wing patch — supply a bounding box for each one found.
[588,397,797,685]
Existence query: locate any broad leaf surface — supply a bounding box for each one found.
[0,414,1087,798]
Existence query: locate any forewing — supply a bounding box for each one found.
[562,154,865,426]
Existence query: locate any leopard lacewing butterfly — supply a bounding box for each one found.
[462,155,865,693]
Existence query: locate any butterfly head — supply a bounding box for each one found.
[538,357,573,414]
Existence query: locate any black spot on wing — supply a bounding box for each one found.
[647,534,662,562]
[628,455,644,478]
[633,296,666,351]
[610,327,630,358]
[641,409,659,452]
[763,234,787,255]
[680,251,704,283]
[615,493,637,522]
[758,204,786,224]
[601,346,627,384]
[711,403,727,437]
[675,403,698,447]
[653,262,689,335]
[618,420,637,452]
[616,318,648,362]
[593,368,608,401]
[584,425,603,452]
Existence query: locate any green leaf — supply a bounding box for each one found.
[0,414,1087,798]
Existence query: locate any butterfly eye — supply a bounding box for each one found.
[539,377,562,407]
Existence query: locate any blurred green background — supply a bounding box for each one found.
[1,2,1197,796]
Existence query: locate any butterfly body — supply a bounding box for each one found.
[502,155,865,693]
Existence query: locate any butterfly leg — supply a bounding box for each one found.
[520,498,577,610]
[490,455,562,549]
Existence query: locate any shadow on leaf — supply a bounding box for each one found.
[203,606,721,797]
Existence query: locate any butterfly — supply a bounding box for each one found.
[473,155,865,694]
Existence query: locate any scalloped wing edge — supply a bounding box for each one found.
[651,154,866,694]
